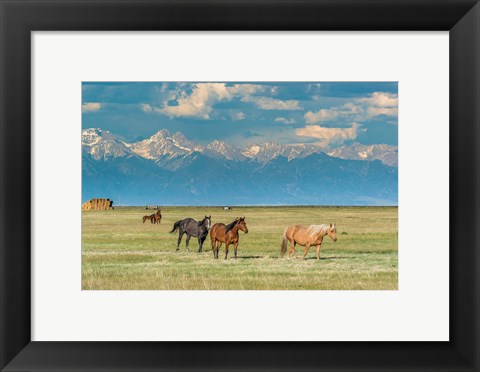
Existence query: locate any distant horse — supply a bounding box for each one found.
[170,216,212,252]
[153,209,162,224]
[142,214,156,224]
[281,223,337,260]
[210,217,248,259]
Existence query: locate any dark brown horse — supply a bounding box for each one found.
[280,223,337,259]
[143,209,161,224]
[210,217,248,259]
[153,209,162,224]
[142,213,156,224]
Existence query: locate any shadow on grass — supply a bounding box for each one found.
[237,255,350,260]
[304,256,350,260]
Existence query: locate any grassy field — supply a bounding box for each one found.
[82,206,398,290]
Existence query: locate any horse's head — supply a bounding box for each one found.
[238,217,248,234]
[203,215,212,230]
[327,223,337,242]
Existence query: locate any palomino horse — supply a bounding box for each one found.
[280,223,337,259]
[210,217,248,259]
[170,216,211,252]
[153,209,162,224]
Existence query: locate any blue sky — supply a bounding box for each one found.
[82,82,398,149]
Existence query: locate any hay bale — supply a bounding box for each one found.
[82,198,114,211]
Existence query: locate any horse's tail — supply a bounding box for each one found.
[170,220,181,234]
[280,227,288,257]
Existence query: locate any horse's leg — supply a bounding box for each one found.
[234,242,238,259]
[225,243,229,260]
[216,242,222,259]
[185,234,191,251]
[316,244,321,260]
[198,236,204,253]
[176,230,184,251]
[302,244,311,260]
[286,239,292,258]
[211,238,217,258]
[287,239,295,259]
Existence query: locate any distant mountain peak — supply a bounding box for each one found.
[328,142,398,167]
[130,129,195,160]
[205,140,246,161]
[81,128,132,161]
[150,128,171,139]
[241,142,324,163]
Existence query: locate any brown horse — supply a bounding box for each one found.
[280,223,337,260]
[153,209,162,224]
[142,214,155,224]
[210,217,248,259]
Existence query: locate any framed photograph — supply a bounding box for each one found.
[81,80,398,290]
[1,0,479,371]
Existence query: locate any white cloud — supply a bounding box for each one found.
[274,117,296,125]
[270,86,279,95]
[242,96,302,111]
[159,83,266,119]
[157,83,169,94]
[141,103,153,113]
[367,106,398,117]
[357,92,398,108]
[304,103,360,124]
[82,102,102,112]
[304,92,398,124]
[309,83,321,90]
[232,112,245,120]
[296,122,361,148]
[357,92,398,119]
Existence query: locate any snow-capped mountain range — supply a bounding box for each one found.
[82,128,397,167]
[82,128,398,206]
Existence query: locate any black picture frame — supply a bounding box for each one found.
[1,0,479,371]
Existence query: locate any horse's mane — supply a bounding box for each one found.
[224,219,239,233]
[198,216,209,226]
[307,224,329,237]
